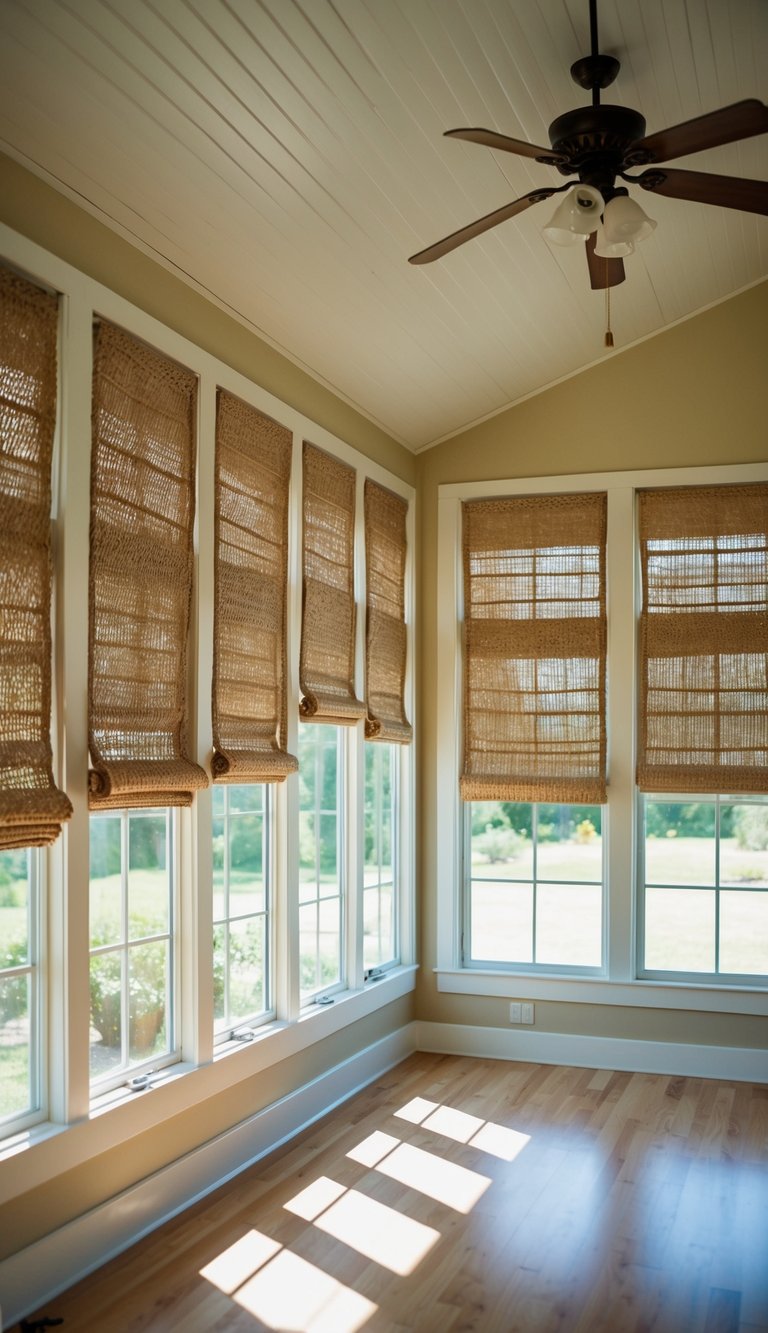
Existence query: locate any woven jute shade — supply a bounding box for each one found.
[88,322,208,809]
[461,492,607,804]
[637,482,768,794]
[364,479,412,743]
[300,442,365,725]
[212,390,297,782]
[0,265,72,849]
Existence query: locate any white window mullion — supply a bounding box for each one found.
[277,431,303,1022]
[187,373,215,1064]
[50,282,92,1123]
[605,486,636,983]
[347,471,366,993]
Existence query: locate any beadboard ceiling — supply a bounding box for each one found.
[0,0,766,452]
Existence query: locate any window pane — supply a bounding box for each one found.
[719,891,768,974]
[470,882,533,963]
[89,950,123,1078]
[470,803,533,881]
[228,917,266,1023]
[536,884,602,966]
[723,805,768,886]
[128,813,169,938]
[644,887,715,972]
[537,807,602,883]
[298,725,343,1001]
[363,742,397,969]
[212,785,271,1036]
[644,803,716,886]
[89,815,121,945]
[129,940,168,1061]
[363,884,394,969]
[0,974,31,1122]
[0,849,29,960]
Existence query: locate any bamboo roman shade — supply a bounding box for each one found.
[212,391,297,782]
[637,482,768,794]
[88,322,208,809]
[0,265,72,849]
[300,442,365,725]
[461,492,607,804]
[364,479,411,743]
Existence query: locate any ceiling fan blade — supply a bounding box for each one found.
[408,188,559,264]
[633,99,768,164]
[444,127,559,162]
[632,167,768,215]
[585,233,625,290]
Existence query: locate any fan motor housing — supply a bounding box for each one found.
[547,105,647,182]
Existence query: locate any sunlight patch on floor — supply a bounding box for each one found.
[394,1096,531,1161]
[311,1185,440,1274]
[199,1228,281,1295]
[235,1248,377,1332]
[361,1139,491,1212]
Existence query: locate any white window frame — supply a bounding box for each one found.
[435,462,768,1018]
[0,221,416,1176]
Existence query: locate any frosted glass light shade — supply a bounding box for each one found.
[543,186,604,245]
[603,194,656,243]
[593,224,635,258]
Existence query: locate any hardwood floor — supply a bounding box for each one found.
[19,1055,768,1332]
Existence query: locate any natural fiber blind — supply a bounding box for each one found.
[364,479,411,743]
[300,442,365,725]
[89,322,208,809]
[637,483,768,794]
[212,391,297,782]
[461,493,607,804]
[0,265,72,849]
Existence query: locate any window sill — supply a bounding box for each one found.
[435,969,768,1015]
[0,965,417,1205]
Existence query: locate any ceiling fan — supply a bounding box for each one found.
[408,0,768,290]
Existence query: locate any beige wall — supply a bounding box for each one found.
[416,278,768,1049]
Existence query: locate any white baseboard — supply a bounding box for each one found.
[3,1018,765,1328]
[414,1020,768,1082]
[0,1023,418,1329]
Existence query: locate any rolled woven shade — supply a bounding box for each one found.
[212,391,297,782]
[0,265,72,849]
[461,493,607,804]
[89,322,208,809]
[300,442,365,725]
[637,483,768,794]
[364,479,411,743]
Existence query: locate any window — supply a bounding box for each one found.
[641,795,768,980]
[213,784,271,1036]
[0,231,415,1156]
[0,848,40,1127]
[436,464,767,1009]
[89,808,175,1085]
[364,742,398,971]
[298,724,344,1002]
[466,801,602,969]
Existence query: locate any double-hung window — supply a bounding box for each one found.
[437,464,768,1008]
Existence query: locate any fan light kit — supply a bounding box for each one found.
[409,0,768,342]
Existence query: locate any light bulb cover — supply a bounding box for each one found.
[593,224,635,258]
[603,194,656,243]
[543,185,605,245]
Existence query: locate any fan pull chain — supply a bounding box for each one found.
[604,278,614,348]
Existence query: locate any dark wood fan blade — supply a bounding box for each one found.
[444,127,559,162]
[633,100,768,163]
[408,189,558,264]
[633,168,768,215]
[585,232,625,290]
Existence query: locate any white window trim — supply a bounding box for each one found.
[436,461,768,1017]
[0,220,417,1166]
